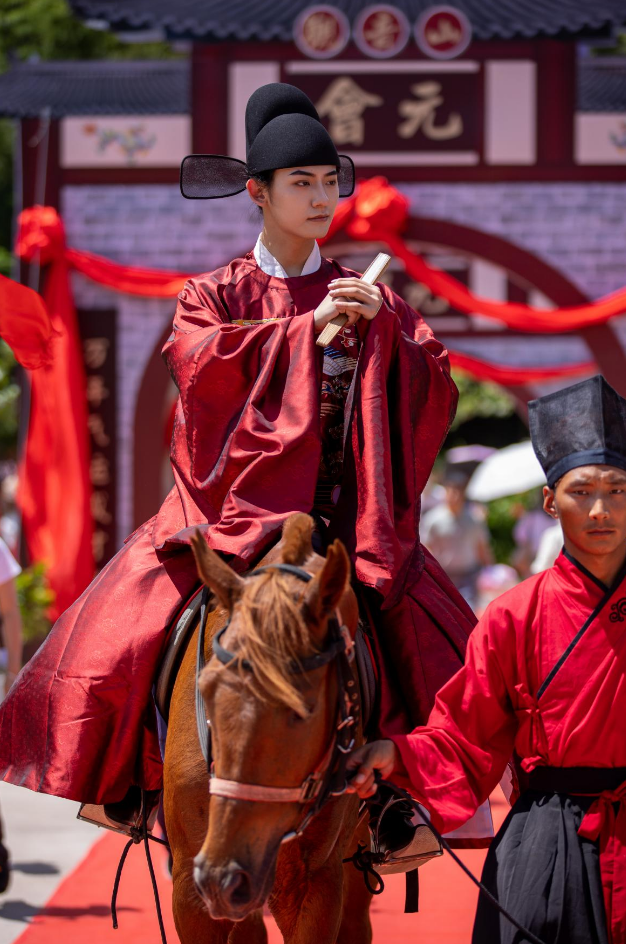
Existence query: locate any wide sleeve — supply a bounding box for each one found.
[384,286,458,494]
[159,276,325,557]
[390,603,519,833]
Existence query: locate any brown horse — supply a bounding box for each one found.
[163,513,373,943]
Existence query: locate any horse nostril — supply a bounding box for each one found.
[221,868,252,907]
[193,854,210,895]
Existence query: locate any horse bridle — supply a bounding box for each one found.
[194,563,361,842]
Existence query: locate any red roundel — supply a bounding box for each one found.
[415,6,473,60]
[353,5,411,59]
[293,5,351,60]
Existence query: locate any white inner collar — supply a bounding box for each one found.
[254,235,321,279]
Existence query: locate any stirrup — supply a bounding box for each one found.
[78,786,160,840]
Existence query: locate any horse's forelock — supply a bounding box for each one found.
[235,570,316,718]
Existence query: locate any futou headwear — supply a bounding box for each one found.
[180,82,355,199]
[528,374,626,487]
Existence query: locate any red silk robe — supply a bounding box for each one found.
[0,253,474,804]
[392,550,626,943]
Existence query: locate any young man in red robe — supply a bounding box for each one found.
[0,84,475,833]
[348,373,626,944]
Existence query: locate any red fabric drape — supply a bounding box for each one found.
[449,351,595,386]
[0,274,54,369]
[15,207,93,619]
[66,248,190,297]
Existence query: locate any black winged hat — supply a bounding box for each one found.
[180,82,355,200]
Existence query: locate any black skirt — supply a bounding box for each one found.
[472,790,608,944]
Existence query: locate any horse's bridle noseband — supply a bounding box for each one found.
[195,563,361,841]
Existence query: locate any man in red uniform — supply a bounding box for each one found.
[348,373,626,944]
[0,84,474,832]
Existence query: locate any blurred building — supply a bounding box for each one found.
[0,1,625,563]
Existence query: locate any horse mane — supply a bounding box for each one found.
[233,514,318,718]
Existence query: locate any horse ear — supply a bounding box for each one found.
[304,539,350,627]
[190,529,244,611]
[281,513,314,566]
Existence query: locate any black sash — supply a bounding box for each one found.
[528,765,626,795]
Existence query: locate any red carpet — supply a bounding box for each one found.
[14,792,507,943]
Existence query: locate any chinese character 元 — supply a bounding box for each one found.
[83,337,110,369]
[398,82,463,140]
[317,77,383,147]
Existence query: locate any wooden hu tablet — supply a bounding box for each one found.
[316,253,392,347]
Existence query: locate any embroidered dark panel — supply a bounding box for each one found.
[609,597,626,623]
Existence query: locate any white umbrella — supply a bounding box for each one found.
[466,441,545,502]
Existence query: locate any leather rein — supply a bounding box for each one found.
[195,562,361,842]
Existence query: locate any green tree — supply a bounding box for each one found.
[0,0,176,67]
[450,371,516,430]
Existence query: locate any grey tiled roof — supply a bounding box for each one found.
[0,59,188,118]
[578,58,626,113]
[68,0,626,41]
[1,53,624,120]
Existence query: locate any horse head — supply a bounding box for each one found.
[189,514,358,921]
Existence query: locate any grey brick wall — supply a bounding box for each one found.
[63,185,260,543]
[61,181,626,544]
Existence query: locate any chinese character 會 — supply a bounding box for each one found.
[317,77,383,146]
[398,82,463,141]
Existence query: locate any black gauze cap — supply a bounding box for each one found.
[245,83,319,152]
[528,375,626,486]
[247,112,340,176]
[180,82,355,199]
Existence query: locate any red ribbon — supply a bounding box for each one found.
[323,177,626,334]
[7,193,618,386]
[449,351,594,387]
[513,684,551,770]
[16,205,66,266]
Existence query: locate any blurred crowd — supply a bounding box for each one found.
[422,446,562,617]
